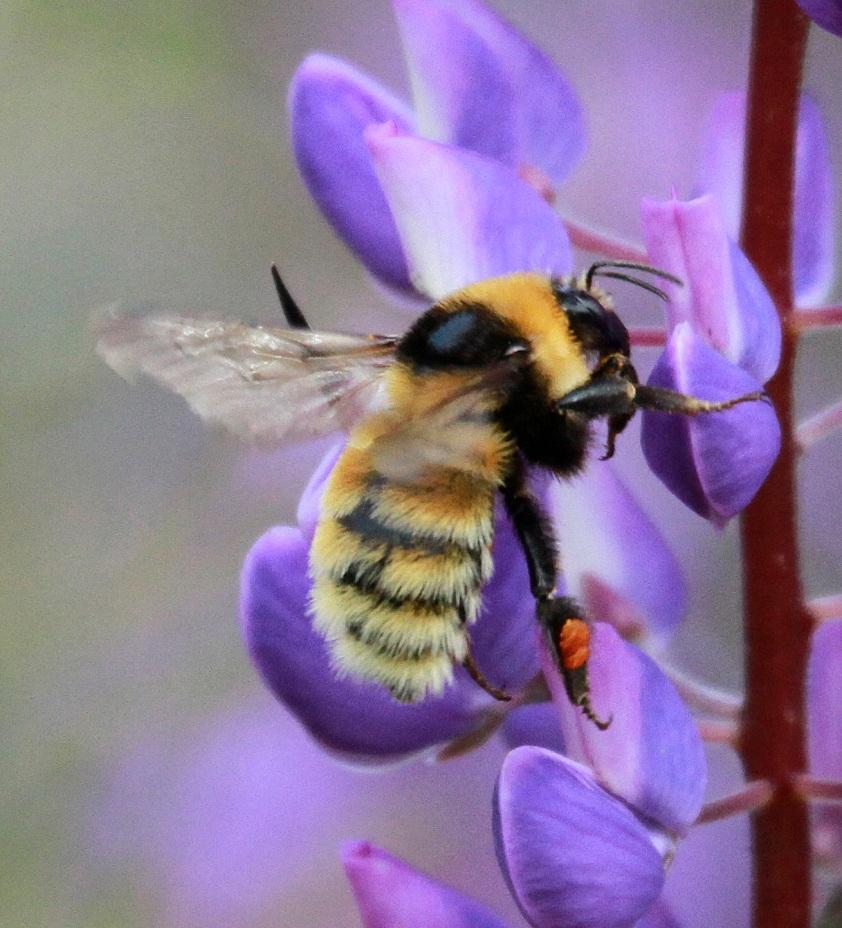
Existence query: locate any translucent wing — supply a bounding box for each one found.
[95,309,399,444]
[369,360,522,484]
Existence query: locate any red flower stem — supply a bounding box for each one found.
[697,718,740,747]
[562,217,648,262]
[792,305,842,330]
[792,775,842,804]
[628,326,667,348]
[696,780,774,825]
[738,3,811,928]
[796,398,842,452]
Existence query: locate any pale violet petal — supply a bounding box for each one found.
[495,747,666,928]
[289,54,416,293]
[641,194,780,384]
[695,90,836,307]
[543,624,706,834]
[367,122,572,298]
[344,841,511,928]
[393,0,585,184]
[548,461,687,642]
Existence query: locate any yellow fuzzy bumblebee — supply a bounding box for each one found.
[97,262,762,727]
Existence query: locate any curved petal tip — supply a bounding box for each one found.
[641,324,781,526]
[495,747,666,928]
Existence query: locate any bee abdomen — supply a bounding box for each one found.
[310,468,495,701]
[314,578,469,653]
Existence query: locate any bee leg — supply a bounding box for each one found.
[462,648,512,702]
[555,376,637,418]
[536,597,611,730]
[633,383,768,415]
[502,458,611,729]
[556,377,638,460]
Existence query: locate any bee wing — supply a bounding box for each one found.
[370,362,516,484]
[95,309,399,444]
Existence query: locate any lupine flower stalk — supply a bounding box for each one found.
[740,3,813,925]
[233,1,842,926]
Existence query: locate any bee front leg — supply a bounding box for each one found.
[502,459,610,730]
[633,383,768,415]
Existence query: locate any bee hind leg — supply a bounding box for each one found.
[462,647,512,702]
[503,458,610,730]
[537,597,611,730]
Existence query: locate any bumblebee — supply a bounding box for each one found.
[97,262,764,727]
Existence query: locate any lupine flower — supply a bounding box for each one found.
[493,624,705,928]
[695,90,835,307]
[808,618,842,873]
[238,0,835,924]
[289,0,583,298]
[639,195,782,525]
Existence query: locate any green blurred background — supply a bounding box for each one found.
[2,2,840,926]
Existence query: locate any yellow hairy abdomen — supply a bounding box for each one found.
[309,422,504,702]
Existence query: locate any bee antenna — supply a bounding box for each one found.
[585,260,684,291]
[271,264,310,329]
[592,271,671,302]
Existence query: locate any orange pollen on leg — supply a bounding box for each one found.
[559,619,591,671]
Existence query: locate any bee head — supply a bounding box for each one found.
[553,261,683,458]
[552,282,631,362]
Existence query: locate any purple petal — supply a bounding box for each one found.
[494,747,667,928]
[367,122,572,298]
[792,94,836,307]
[392,0,585,185]
[641,324,781,526]
[694,91,748,238]
[343,841,511,928]
[548,462,687,642]
[544,623,706,834]
[393,0,517,164]
[641,194,780,384]
[241,526,480,760]
[796,0,842,37]
[636,901,681,928]
[695,90,835,307]
[289,54,416,293]
[502,702,566,754]
[467,498,544,694]
[808,618,842,864]
[296,438,345,541]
